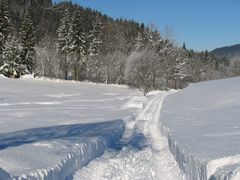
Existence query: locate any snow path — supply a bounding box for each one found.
[73,91,185,180]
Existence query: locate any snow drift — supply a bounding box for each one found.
[0,120,124,180]
[161,77,240,180]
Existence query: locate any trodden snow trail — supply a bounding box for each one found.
[73,91,185,180]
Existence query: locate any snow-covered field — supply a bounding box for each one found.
[161,77,240,180]
[0,76,141,179]
[3,75,239,180]
[0,76,185,180]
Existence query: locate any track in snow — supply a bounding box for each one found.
[73,91,185,180]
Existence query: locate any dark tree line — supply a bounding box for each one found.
[0,0,238,94]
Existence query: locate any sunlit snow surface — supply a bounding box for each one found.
[3,75,240,180]
[0,77,139,133]
[0,76,186,180]
[0,76,142,179]
[161,77,240,180]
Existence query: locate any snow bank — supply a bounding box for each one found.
[0,168,12,180]
[161,128,207,180]
[20,74,35,79]
[161,77,240,180]
[0,120,124,180]
[0,74,7,78]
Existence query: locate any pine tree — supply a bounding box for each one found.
[0,37,26,78]
[70,11,86,57]
[69,10,87,80]
[183,42,186,50]
[0,0,11,65]
[135,25,161,52]
[89,16,103,57]
[57,9,72,80]
[88,16,103,81]
[57,10,71,54]
[165,47,189,89]
[20,10,36,74]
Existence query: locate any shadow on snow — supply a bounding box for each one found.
[0,120,124,150]
[0,119,148,151]
[113,133,148,150]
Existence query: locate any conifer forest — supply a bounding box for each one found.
[0,0,238,94]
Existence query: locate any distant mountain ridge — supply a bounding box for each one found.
[211,44,240,61]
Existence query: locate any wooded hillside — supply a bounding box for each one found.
[1,0,238,94]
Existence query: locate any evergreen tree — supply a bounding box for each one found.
[135,25,161,52]
[183,42,186,50]
[0,37,26,78]
[88,16,103,81]
[57,9,72,79]
[89,16,103,57]
[0,0,11,65]
[20,10,36,74]
[164,46,189,89]
[70,11,86,57]
[151,29,163,53]
[69,10,87,80]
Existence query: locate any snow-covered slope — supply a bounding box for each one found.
[0,76,142,179]
[161,77,240,180]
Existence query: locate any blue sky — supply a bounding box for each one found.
[54,0,240,51]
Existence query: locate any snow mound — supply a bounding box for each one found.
[0,120,125,179]
[20,74,35,79]
[0,168,12,180]
[0,74,7,78]
[161,77,240,180]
